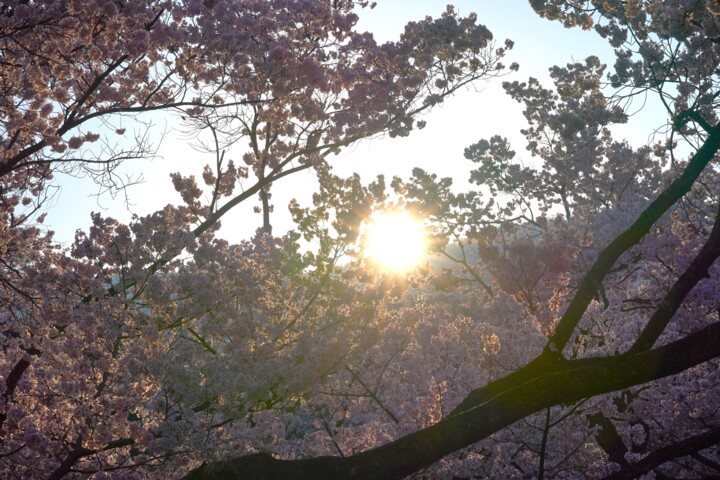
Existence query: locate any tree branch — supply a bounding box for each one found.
[180,322,720,480]
[630,200,720,352]
[601,426,720,480]
[587,412,630,468]
[0,358,30,429]
[546,123,720,355]
[48,438,134,480]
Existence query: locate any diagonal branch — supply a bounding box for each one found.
[546,123,720,355]
[587,412,630,468]
[345,366,399,424]
[630,200,720,352]
[180,321,720,480]
[0,358,30,430]
[47,438,134,480]
[601,426,720,480]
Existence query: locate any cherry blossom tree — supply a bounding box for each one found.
[1,1,513,478]
[179,1,720,478]
[3,1,720,480]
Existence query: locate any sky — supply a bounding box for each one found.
[43,1,661,247]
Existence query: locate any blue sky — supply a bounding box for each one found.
[44,1,657,246]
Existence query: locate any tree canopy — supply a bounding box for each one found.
[2,1,720,479]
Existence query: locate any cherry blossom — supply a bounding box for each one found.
[3,1,720,480]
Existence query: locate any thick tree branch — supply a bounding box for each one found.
[692,452,720,471]
[630,200,720,352]
[547,123,720,355]
[587,413,630,468]
[0,358,30,429]
[1,358,29,402]
[601,426,720,480]
[180,322,720,480]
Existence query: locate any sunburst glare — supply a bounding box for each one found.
[362,211,426,272]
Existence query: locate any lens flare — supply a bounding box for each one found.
[363,211,426,272]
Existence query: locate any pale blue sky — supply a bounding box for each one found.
[44,1,658,246]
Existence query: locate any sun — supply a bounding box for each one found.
[362,211,426,272]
